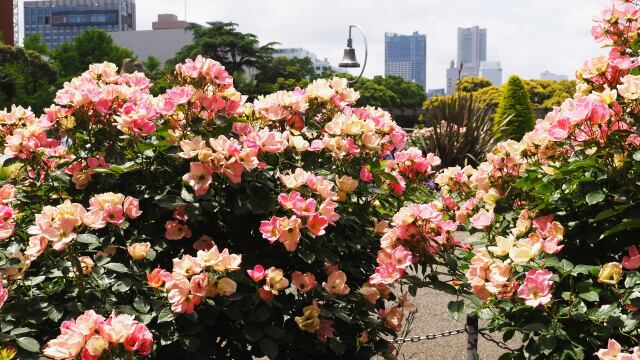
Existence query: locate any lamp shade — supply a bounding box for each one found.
[339,47,360,68]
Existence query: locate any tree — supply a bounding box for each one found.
[51,29,134,80]
[169,22,276,77]
[23,33,49,55]
[0,44,57,111]
[252,56,316,95]
[493,75,535,141]
[523,79,576,109]
[457,76,493,93]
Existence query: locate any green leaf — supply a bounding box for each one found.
[579,291,599,302]
[16,337,40,352]
[102,263,129,273]
[624,273,640,288]
[539,335,556,355]
[633,150,640,161]
[447,300,465,321]
[586,191,605,205]
[157,307,174,323]
[243,324,263,342]
[521,323,546,333]
[133,296,150,313]
[263,325,287,340]
[76,233,100,244]
[259,338,279,359]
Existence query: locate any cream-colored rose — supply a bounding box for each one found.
[488,235,514,256]
[336,175,358,193]
[216,277,237,296]
[509,241,535,264]
[127,242,151,261]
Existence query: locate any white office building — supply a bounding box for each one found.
[540,71,569,81]
[272,48,341,76]
[480,61,502,86]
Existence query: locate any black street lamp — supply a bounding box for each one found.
[339,25,368,84]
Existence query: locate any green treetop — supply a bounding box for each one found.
[493,75,535,141]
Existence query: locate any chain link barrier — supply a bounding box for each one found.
[390,327,515,352]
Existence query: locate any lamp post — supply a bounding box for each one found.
[339,25,368,84]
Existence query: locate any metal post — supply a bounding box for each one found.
[466,314,479,360]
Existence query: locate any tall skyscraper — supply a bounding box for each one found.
[457,26,487,69]
[24,0,136,50]
[385,31,427,91]
[447,26,492,94]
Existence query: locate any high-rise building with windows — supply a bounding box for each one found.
[24,0,136,50]
[446,26,494,94]
[457,26,486,69]
[384,31,426,91]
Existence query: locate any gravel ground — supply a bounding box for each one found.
[396,286,521,360]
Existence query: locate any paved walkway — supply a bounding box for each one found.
[398,286,520,360]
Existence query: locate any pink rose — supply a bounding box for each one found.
[291,271,318,293]
[123,196,142,219]
[622,245,640,270]
[247,264,266,282]
[517,269,553,307]
[470,210,494,229]
[190,273,209,297]
[323,270,350,296]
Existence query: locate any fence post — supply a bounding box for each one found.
[466,314,479,360]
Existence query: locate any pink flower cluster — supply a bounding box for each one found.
[322,106,406,159]
[164,206,192,240]
[174,55,233,90]
[179,134,259,192]
[43,310,153,359]
[622,245,640,269]
[64,154,111,189]
[465,248,516,301]
[260,190,338,251]
[0,184,17,241]
[26,193,141,259]
[386,148,441,179]
[596,339,640,360]
[54,62,161,137]
[1,105,62,160]
[148,239,241,313]
[370,203,458,285]
[253,88,308,129]
[592,1,640,48]
[246,265,290,302]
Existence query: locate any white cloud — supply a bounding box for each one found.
[136,0,609,89]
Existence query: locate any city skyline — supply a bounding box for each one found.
[16,0,606,88]
[128,0,604,89]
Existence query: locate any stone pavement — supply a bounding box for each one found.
[397,286,520,360]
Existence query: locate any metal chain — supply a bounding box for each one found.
[390,328,467,344]
[478,330,516,351]
[390,327,515,351]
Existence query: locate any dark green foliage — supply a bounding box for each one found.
[168,22,276,78]
[0,44,57,112]
[23,33,48,55]
[252,56,316,95]
[413,93,496,167]
[494,75,535,141]
[51,29,134,80]
[457,76,493,93]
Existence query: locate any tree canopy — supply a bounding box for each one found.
[169,22,276,77]
[51,29,134,80]
[23,33,48,56]
[457,76,493,93]
[0,44,57,112]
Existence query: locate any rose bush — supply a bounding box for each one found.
[0,54,442,359]
[378,0,640,359]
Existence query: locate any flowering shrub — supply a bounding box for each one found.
[378,1,640,358]
[0,55,438,358]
